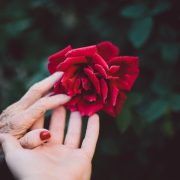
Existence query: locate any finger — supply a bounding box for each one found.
[64,111,82,148]
[81,114,99,160]
[20,72,64,108]
[19,129,51,149]
[49,106,66,144]
[0,134,22,155]
[19,94,70,129]
[30,116,44,130]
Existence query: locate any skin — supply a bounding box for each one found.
[0,109,99,180]
[0,72,71,148]
[0,71,100,179]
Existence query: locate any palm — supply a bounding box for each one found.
[3,107,99,180]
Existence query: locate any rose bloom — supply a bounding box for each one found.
[48,41,139,117]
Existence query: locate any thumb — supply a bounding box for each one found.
[0,134,22,155]
[19,129,51,149]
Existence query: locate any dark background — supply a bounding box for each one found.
[0,0,180,179]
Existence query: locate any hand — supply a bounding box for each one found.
[0,107,100,180]
[0,72,70,148]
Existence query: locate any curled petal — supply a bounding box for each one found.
[84,94,97,102]
[61,66,78,83]
[100,79,108,103]
[62,77,82,96]
[109,65,120,74]
[103,92,126,117]
[81,77,91,91]
[48,45,72,74]
[94,64,108,78]
[97,41,119,61]
[53,79,64,94]
[78,99,103,116]
[92,53,109,70]
[111,87,119,107]
[48,45,72,63]
[108,56,139,91]
[84,67,100,94]
[65,96,80,111]
[57,56,88,71]
[66,45,97,57]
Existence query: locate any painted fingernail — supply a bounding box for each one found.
[40,131,51,141]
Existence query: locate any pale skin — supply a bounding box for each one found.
[0,72,71,148]
[0,109,99,180]
[0,72,100,180]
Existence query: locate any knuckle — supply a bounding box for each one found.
[32,100,47,115]
[37,98,47,108]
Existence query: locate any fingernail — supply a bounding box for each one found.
[40,131,51,141]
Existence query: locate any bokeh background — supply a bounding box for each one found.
[0,0,180,179]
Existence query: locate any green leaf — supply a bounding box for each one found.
[161,44,179,63]
[121,4,148,18]
[151,71,173,96]
[170,94,180,112]
[151,1,171,15]
[128,17,153,48]
[116,108,132,133]
[140,99,167,123]
[5,19,32,37]
[125,92,143,107]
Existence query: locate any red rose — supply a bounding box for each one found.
[48,41,139,117]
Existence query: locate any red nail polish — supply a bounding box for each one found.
[40,131,51,141]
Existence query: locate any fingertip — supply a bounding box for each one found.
[52,71,64,79]
[54,94,71,102]
[89,113,100,122]
[71,111,81,117]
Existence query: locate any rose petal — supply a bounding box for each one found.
[108,56,139,66]
[103,92,126,117]
[57,56,88,71]
[48,45,72,74]
[84,67,100,94]
[97,41,119,61]
[66,45,97,57]
[109,65,120,74]
[73,78,82,94]
[64,77,82,96]
[48,63,58,74]
[53,79,64,94]
[60,66,79,95]
[91,53,109,70]
[108,56,139,91]
[84,94,97,102]
[81,77,91,91]
[100,79,108,103]
[94,64,108,78]
[65,96,81,111]
[48,45,72,63]
[61,66,78,83]
[78,99,103,116]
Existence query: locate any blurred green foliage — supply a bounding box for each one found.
[0,0,180,179]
